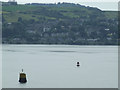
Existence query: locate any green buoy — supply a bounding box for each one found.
[19,69,27,83]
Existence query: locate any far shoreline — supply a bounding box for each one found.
[2,43,118,46]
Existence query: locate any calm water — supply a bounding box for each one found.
[2,45,118,88]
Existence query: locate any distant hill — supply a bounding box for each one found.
[2,3,118,45]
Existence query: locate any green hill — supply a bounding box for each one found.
[2,3,118,45]
[2,4,117,22]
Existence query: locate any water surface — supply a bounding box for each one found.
[2,45,118,88]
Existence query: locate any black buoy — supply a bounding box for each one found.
[19,69,27,83]
[77,62,80,67]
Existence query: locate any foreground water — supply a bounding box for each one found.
[2,45,118,88]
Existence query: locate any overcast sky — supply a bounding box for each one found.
[1,0,119,11]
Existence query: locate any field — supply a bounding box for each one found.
[2,5,118,23]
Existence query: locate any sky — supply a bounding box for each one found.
[1,0,119,11]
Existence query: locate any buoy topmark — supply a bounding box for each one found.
[19,69,27,83]
[77,62,80,67]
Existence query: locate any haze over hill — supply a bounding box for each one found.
[2,2,118,45]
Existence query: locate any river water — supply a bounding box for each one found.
[2,45,118,88]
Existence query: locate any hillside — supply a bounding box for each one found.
[2,3,118,45]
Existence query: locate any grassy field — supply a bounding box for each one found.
[2,5,118,23]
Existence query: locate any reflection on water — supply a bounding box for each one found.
[2,45,118,88]
[48,50,76,52]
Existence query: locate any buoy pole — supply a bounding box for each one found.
[19,69,27,83]
[22,69,23,72]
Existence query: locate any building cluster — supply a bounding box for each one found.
[2,0,17,6]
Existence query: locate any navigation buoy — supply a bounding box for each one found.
[19,69,27,83]
[77,62,80,67]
